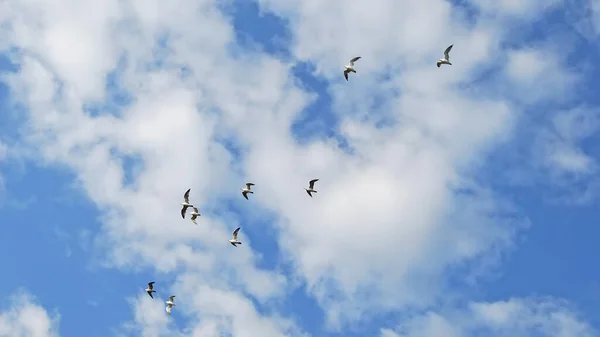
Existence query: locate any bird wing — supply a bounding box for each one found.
[245,183,254,189]
[309,179,319,189]
[148,291,154,299]
[344,69,349,81]
[242,191,248,200]
[444,45,453,60]
[349,56,361,65]
[191,213,197,220]
[169,295,175,302]
[183,188,191,203]
[148,282,155,289]
[232,227,241,240]
[193,207,199,213]
[181,205,188,219]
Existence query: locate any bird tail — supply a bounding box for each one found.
[249,191,254,194]
[448,62,452,65]
[313,190,317,193]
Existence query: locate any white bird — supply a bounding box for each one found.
[343,56,361,81]
[229,227,242,247]
[145,282,156,299]
[181,188,193,219]
[165,295,176,315]
[437,44,453,68]
[304,179,319,197]
[241,183,255,200]
[189,207,200,225]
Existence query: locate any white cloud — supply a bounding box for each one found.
[0,0,597,335]
[384,297,596,337]
[536,107,599,176]
[503,45,580,104]
[0,290,60,337]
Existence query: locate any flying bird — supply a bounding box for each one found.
[437,44,453,67]
[180,188,193,219]
[343,56,361,81]
[241,183,255,200]
[189,207,200,225]
[304,179,319,197]
[165,295,176,315]
[229,227,242,247]
[145,282,156,299]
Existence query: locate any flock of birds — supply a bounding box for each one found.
[146,179,320,314]
[142,44,455,315]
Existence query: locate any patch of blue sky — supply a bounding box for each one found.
[108,147,144,189]
[0,162,138,337]
[227,1,292,59]
[287,62,361,157]
[84,54,132,118]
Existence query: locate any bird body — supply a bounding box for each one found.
[229,227,242,247]
[181,188,193,218]
[145,282,156,299]
[437,44,453,67]
[241,183,255,200]
[190,207,200,225]
[304,179,319,197]
[165,295,176,315]
[343,56,361,81]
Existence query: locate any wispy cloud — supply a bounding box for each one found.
[383,297,596,337]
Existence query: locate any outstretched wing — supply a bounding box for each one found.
[181,205,188,219]
[344,69,349,81]
[245,183,254,189]
[169,295,176,302]
[232,227,241,240]
[183,188,191,203]
[444,45,453,60]
[349,56,361,66]
[148,282,155,290]
[242,191,248,200]
[309,179,319,189]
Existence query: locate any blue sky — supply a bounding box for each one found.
[0,0,600,337]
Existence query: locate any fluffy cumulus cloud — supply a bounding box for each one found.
[0,290,60,337]
[0,0,599,335]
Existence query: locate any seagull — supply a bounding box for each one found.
[165,295,176,315]
[343,56,361,81]
[437,44,453,68]
[190,207,200,225]
[304,179,319,197]
[181,188,193,219]
[145,282,156,299]
[241,183,255,200]
[229,227,242,247]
